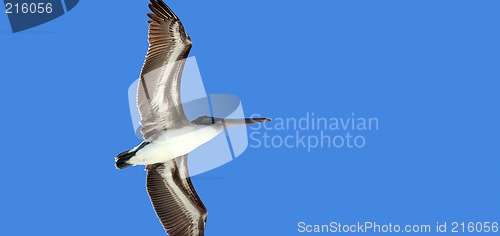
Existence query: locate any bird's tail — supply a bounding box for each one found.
[115,142,150,169]
[115,150,135,169]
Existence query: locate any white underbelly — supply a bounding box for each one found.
[128,124,223,166]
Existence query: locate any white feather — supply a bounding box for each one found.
[128,123,223,166]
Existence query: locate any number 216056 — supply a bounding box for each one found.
[5,3,53,14]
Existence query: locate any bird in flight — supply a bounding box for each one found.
[115,1,270,235]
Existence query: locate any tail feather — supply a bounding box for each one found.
[115,150,135,169]
[115,142,150,169]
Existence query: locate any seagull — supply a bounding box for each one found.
[115,1,270,235]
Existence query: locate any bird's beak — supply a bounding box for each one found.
[217,117,271,127]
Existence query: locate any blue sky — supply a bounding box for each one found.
[0,0,499,235]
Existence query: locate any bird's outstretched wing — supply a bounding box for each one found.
[138,0,192,141]
[146,156,207,236]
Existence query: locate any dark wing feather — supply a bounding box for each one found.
[138,0,192,141]
[146,157,207,236]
